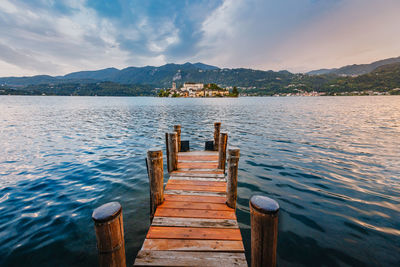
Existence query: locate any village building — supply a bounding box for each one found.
[168,82,229,97]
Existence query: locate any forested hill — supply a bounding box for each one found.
[0,62,291,88]
[1,61,400,96]
[307,56,400,76]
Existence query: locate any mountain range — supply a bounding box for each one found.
[1,57,400,96]
[307,56,400,76]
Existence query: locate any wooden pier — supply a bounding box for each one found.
[134,149,247,266]
[92,123,280,267]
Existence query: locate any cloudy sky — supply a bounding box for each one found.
[0,0,399,76]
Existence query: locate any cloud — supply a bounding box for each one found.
[197,0,400,72]
[0,0,399,76]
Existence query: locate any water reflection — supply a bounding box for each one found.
[0,96,399,266]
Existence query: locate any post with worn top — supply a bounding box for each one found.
[214,122,221,151]
[167,132,178,172]
[226,148,240,209]
[250,195,279,267]
[174,125,181,152]
[92,202,126,267]
[218,132,228,171]
[146,148,164,222]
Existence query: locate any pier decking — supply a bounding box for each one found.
[134,151,247,266]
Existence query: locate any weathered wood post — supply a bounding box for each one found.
[167,132,178,172]
[250,195,279,267]
[218,132,228,171]
[226,148,240,209]
[92,202,126,267]
[174,125,181,152]
[146,148,164,222]
[214,122,221,151]
[165,133,170,172]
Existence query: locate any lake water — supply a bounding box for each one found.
[0,96,399,266]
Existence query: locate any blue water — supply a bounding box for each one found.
[0,96,399,266]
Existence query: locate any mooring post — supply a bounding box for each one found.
[165,133,170,172]
[226,148,240,209]
[174,125,181,152]
[214,122,221,151]
[167,132,178,172]
[218,132,228,171]
[250,195,279,267]
[92,202,126,267]
[146,148,164,222]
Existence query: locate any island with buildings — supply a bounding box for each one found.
[158,82,239,97]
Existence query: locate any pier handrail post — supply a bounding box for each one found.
[92,202,126,267]
[250,195,279,267]
[226,148,240,209]
[218,132,228,171]
[146,148,164,222]
[214,122,221,151]
[167,132,178,172]
[174,125,181,152]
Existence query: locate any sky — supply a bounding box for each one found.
[0,0,399,76]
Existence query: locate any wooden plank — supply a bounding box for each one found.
[146,226,242,240]
[152,217,239,228]
[176,168,223,172]
[178,151,219,156]
[164,190,226,197]
[157,201,233,211]
[169,176,226,182]
[168,179,226,187]
[154,208,236,220]
[142,239,244,252]
[178,154,218,162]
[178,162,218,169]
[164,194,227,204]
[165,183,226,192]
[134,250,247,266]
[178,160,217,163]
[170,172,225,178]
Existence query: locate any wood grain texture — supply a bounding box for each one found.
[164,190,226,197]
[154,208,236,219]
[178,162,218,169]
[169,176,226,182]
[146,226,242,240]
[164,194,227,204]
[151,217,239,228]
[171,172,225,178]
[168,179,226,187]
[157,201,233,211]
[142,239,244,252]
[94,211,126,267]
[165,183,226,192]
[134,250,247,266]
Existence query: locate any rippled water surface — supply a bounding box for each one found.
[0,96,399,266]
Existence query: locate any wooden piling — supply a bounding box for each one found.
[92,202,126,267]
[167,132,178,172]
[146,148,164,221]
[226,148,240,209]
[250,195,279,267]
[218,132,228,171]
[174,125,181,152]
[214,122,221,151]
[165,133,170,172]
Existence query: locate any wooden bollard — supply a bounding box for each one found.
[214,122,221,151]
[226,148,240,209]
[167,132,178,172]
[250,195,279,267]
[174,125,181,152]
[146,148,164,221]
[92,202,126,267]
[218,132,228,171]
